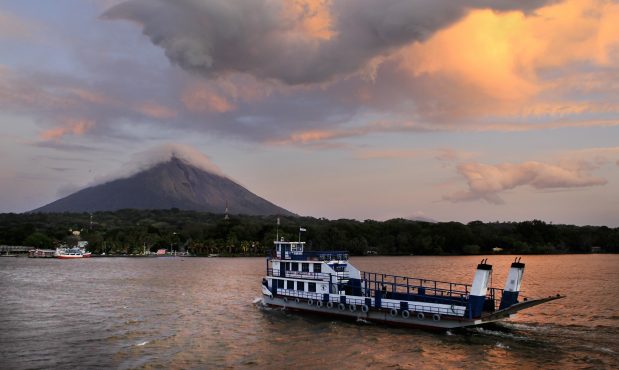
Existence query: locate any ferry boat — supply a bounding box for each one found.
[261,239,564,330]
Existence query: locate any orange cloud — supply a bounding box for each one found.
[181,84,235,114]
[355,149,425,160]
[282,0,334,40]
[135,101,177,119]
[69,88,111,105]
[398,0,619,115]
[39,119,94,141]
[279,129,344,144]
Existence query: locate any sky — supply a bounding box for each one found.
[1,0,618,226]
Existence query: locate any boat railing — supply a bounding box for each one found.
[276,289,324,301]
[284,291,466,316]
[362,271,471,297]
[378,300,465,316]
[486,287,504,311]
[271,250,349,261]
[268,268,332,281]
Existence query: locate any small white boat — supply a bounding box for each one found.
[55,247,92,259]
[261,239,564,330]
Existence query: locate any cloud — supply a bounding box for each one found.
[103,0,552,85]
[396,0,619,120]
[32,141,100,152]
[0,10,38,40]
[181,83,236,113]
[90,143,225,186]
[134,101,177,119]
[355,149,426,160]
[3,0,618,153]
[39,119,95,141]
[444,161,608,204]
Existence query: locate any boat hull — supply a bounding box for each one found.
[57,255,84,259]
[262,294,502,330]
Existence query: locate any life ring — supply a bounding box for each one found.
[389,308,398,317]
[432,314,441,321]
[308,299,314,305]
[317,300,323,307]
[349,304,357,312]
[295,298,300,303]
[361,304,369,313]
[417,312,425,320]
[402,310,410,319]
[450,305,456,313]
[283,297,288,303]
[327,301,334,309]
[338,303,346,311]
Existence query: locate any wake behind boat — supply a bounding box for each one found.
[261,239,564,330]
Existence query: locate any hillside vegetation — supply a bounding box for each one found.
[1,210,617,255]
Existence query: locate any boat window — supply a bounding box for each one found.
[277,279,284,288]
[296,281,304,291]
[287,280,294,290]
[291,262,299,271]
[302,263,309,272]
[314,263,321,273]
[308,282,316,292]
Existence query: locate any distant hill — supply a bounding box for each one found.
[32,156,294,216]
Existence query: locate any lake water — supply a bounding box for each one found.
[1,254,617,369]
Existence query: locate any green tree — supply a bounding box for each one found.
[23,232,53,248]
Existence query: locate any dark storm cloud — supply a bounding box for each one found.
[103,0,553,85]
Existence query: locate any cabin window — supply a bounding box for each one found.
[302,263,309,272]
[296,281,305,291]
[308,282,316,292]
[287,280,294,290]
[286,262,291,270]
[291,262,299,271]
[314,263,321,273]
[277,279,284,288]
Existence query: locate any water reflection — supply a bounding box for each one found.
[0,255,617,369]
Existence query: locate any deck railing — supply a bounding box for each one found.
[275,289,467,316]
[270,250,349,261]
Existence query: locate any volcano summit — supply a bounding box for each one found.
[32,155,294,216]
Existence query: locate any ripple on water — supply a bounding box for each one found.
[1,255,618,369]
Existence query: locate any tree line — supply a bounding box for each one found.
[0,209,617,255]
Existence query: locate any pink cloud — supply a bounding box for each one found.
[355,149,425,160]
[134,101,177,119]
[39,119,95,141]
[444,161,607,204]
[181,84,235,114]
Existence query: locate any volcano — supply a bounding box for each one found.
[32,156,294,216]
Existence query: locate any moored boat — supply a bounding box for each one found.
[261,239,564,330]
[28,249,57,258]
[55,247,92,259]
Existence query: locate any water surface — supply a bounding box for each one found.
[1,255,617,369]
